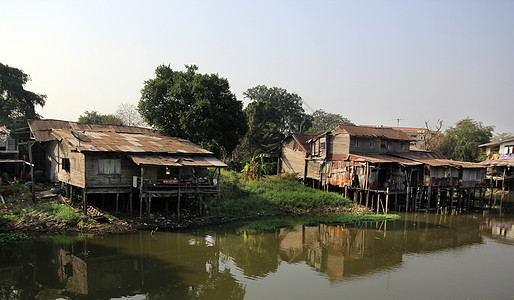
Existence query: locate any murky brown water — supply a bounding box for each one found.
[1,212,513,299]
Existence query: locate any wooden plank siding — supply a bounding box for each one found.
[281,147,307,177]
[85,153,138,190]
[47,141,86,188]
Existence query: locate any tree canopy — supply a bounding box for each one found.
[306,109,354,134]
[233,85,310,161]
[138,64,246,158]
[0,63,46,124]
[437,118,493,162]
[78,111,124,125]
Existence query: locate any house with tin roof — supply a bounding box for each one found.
[281,124,486,212]
[27,119,226,216]
[479,137,514,191]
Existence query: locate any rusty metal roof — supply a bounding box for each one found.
[128,154,227,167]
[479,137,514,148]
[292,134,316,152]
[348,154,423,166]
[28,119,212,155]
[392,152,484,169]
[480,159,514,167]
[336,125,414,141]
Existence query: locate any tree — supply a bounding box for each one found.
[437,118,493,162]
[420,119,443,150]
[116,103,147,127]
[0,63,46,124]
[138,64,247,158]
[233,85,310,161]
[491,132,513,143]
[77,111,123,125]
[306,109,354,134]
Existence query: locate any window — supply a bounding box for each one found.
[62,158,70,172]
[98,159,121,174]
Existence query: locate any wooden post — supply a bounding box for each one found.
[139,167,144,218]
[344,185,348,198]
[82,188,87,215]
[116,192,119,214]
[28,141,35,202]
[147,193,152,219]
[129,192,133,214]
[385,188,389,215]
[406,187,410,212]
[177,168,182,218]
[377,193,380,215]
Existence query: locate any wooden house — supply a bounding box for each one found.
[281,124,486,212]
[479,137,514,191]
[0,125,32,182]
[279,134,315,179]
[28,119,226,216]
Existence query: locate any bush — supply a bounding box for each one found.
[36,203,88,225]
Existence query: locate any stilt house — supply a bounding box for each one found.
[280,124,486,212]
[479,137,514,191]
[27,119,226,215]
[279,134,316,178]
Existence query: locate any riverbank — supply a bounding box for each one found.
[0,172,377,236]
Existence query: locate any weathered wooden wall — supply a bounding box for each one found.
[47,141,86,188]
[85,153,138,188]
[281,146,307,177]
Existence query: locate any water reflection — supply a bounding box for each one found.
[1,213,513,299]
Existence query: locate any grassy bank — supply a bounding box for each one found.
[212,171,353,215]
[239,214,400,231]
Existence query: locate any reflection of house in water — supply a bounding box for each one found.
[481,218,514,243]
[278,216,483,283]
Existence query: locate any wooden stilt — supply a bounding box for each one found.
[385,188,389,215]
[406,187,410,212]
[116,192,119,213]
[82,189,87,215]
[376,193,380,214]
[139,166,144,218]
[129,192,133,214]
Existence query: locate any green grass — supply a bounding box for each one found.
[213,171,352,215]
[36,203,89,225]
[241,214,400,231]
[0,213,19,225]
[0,233,30,243]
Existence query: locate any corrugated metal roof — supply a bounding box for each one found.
[479,137,514,148]
[28,119,156,142]
[292,134,316,152]
[29,119,212,155]
[392,152,485,168]
[348,154,423,166]
[480,159,514,167]
[128,154,227,167]
[336,125,414,141]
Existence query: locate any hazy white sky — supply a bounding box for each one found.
[1,0,513,134]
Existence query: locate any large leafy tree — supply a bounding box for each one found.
[234,85,310,161]
[78,111,124,125]
[306,109,354,134]
[437,118,493,162]
[0,63,46,124]
[138,64,246,158]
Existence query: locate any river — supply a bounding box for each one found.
[1,212,513,299]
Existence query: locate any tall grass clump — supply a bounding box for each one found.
[36,203,88,225]
[216,170,351,215]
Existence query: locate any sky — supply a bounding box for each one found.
[1,0,513,134]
